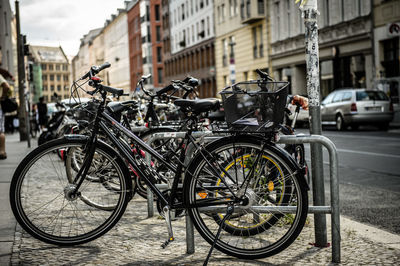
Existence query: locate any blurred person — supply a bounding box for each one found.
[37,96,47,130]
[0,46,12,159]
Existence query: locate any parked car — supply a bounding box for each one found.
[321,88,394,130]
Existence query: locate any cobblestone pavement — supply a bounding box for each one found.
[11,197,400,265]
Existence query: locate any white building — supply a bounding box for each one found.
[169,0,215,54]
[103,8,130,94]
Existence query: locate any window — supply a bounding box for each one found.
[222,39,228,66]
[253,27,258,58]
[56,64,60,71]
[342,92,352,101]
[43,85,48,91]
[322,92,335,104]
[42,74,47,81]
[286,0,290,36]
[258,0,264,15]
[158,68,163,84]
[332,92,343,103]
[229,0,233,17]
[50,85,54,91]
[323,0,330,27]
[274,2,280,40]
[207,16,210,36]
[258,26,263,58]
[42,64,47,70]
[49,64,54,71]
[4,12,8,36]
[157,47,162,63]
[156,26,161,42]
[63,75,68,82]
[181,4,185,20]
[221,4,225,22]
[64,86,69,91]
[155,4,160,21]
[50,74,54,81]
[57,74,61,81]
[57,85,61,91]
[252,26,263,58]
[244,71,248,81]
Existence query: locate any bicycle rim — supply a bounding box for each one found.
[185,138,308,259]
[10,139,130,245]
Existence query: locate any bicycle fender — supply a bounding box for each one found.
[64,134,89,141]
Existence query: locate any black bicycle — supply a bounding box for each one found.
[10,63,309,260]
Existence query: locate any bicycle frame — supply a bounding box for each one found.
[72,95,241,210]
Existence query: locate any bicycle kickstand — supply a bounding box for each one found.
[161,205,175,248]
[203,203,234,266]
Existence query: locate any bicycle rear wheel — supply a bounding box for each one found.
[10,137,132,245]
[184,135,308,259]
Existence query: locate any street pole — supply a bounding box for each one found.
[298,0,328,247]
[15,0,28,141]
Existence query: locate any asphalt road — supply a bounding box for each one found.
[297,126,400,234]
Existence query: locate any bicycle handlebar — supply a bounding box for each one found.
[80,62,111,80]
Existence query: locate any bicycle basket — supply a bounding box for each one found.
[220,80,289,132]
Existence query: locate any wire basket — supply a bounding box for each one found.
[220,80,289,132]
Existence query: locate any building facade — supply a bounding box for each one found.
[164,0,216,98]
[373,0,400,79]
[127,0,164,92]
[270,0,372,97]
[72,28,102,82]
[30,46,70,102]
[103,8,130,95]
[0,0,15,78]
[214,0,269,92]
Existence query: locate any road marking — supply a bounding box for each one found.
[337,148,400,159]
[304,146,400,159]
[321,133,400,142]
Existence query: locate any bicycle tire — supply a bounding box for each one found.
[184,135,308,259]
[10,137,133,246]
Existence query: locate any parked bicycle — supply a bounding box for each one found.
[10,63,309,261]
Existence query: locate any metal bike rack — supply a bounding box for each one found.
[144,133,340,263]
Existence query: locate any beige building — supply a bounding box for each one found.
[103,9,130,95]
[30,46,70,102]
[214,0,268,92]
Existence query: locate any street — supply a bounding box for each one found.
[297,126,400,235]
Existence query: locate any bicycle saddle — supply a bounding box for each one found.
[174,98,220,113]
[107,100,138,113]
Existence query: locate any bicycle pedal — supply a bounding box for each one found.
[161,237,174,249]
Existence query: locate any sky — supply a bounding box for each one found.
[10,0,128,58]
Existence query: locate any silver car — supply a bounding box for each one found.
[321,88,394,130]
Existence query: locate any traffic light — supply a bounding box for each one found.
[22,35,30,56]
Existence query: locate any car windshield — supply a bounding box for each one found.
[356,91,389,101]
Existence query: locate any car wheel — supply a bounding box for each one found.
[336,114,345,131]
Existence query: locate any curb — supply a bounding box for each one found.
[341,215,400,250]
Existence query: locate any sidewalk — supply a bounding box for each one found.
[0,133,36,266]
[1,133,400,265]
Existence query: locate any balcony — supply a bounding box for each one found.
[240,0,265,24]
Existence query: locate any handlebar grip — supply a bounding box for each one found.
[255,69,268,79]
[156,84,175,96]
[97,62,111,72]
[80,62,111,80]
[102,85,124,96]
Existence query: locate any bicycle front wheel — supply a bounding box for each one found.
[10,137,132,246]
[184,135,308,259]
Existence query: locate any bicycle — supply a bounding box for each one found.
[10,63,309,260]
